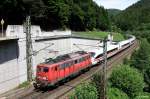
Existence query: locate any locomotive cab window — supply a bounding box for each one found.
[43,67,49,72]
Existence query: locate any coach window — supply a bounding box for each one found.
[82,57,84,61]
[80,58,82,62]
[71,61,74,65]
[61,63,65,69]
[79,58,82,62]
[70,61,72,66]
[65,63,69,68]
[81,58,84,61]
[69,61,72,67]
[78,59,80,63]
[82,57,85,61]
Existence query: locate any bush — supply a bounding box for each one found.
[18,81,30,88]
[109,65,144,98]
[91,73,102,98]
[130,38,150,72]
[107,87,129,99]
[144,68,150,92]
[130,39,150,92]
[69,83,98,99]
[134,92,150,99]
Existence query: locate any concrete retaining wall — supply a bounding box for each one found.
[0,40,19,94]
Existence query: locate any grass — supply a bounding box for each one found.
[72,31,125,41]
[18,81,30,88]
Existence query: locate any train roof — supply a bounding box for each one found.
[89,43,119,58]
[43,51,88,65]
[119,39,130,46]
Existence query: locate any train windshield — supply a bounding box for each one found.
[37,67,49,72]
[43,67,49,72]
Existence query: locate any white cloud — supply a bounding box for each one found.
[93,0,140,10]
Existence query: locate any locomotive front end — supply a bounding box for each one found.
[34,65,50,89]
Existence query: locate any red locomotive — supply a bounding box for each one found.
[33,51,92,88]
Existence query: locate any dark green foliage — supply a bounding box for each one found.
[113,0,150,31]
[0,0,26,28]
[91,73,102,99]
[0,0,110,31]
[107,87,129,99]
[109,65,144,98]
[107,9,121,16]
[69,83,98,99]
[130,39,150,92]
[131,39,150,72]
[144,68,150,92]
[123,58,130,65]
[134,92,150,99]
[92,73,129,99]
[69,3,85,31]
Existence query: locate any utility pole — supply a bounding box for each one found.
[101,37,107,99]
[25,16,33,82]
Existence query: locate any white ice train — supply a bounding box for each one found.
[89,35,136,65]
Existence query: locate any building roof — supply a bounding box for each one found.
[0,37,18,42]
[35,35,101,42]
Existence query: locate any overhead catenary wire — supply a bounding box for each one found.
[2,42,101,65]
[18,42,101,63]
[73,42,101,52]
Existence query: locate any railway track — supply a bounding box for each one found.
[3,41,138,99]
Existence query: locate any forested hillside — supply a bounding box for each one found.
[107,9,121,16]
[114,0,150,31]
[0,0,110,31]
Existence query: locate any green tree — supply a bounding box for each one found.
[109,65,144,98]
[69,83,98,99]
[69,4,85,31]
[130,39,150,92]
[107,87,129,99]
[144,68,150,92]
[131,39,150,72]
[0,0,111,31]
[113,0,150,31]
[91,73,102,99]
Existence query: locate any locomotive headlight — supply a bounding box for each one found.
[42,77,48,80]
[43,77,47,80]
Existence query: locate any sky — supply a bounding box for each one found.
[93,0,140,10]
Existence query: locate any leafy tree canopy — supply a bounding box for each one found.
[107,87,129,99]
[0,0,110,31]
[109,65,144,98]
[113,0,150,31]
[131,38,150,72]
[69,83,98,99]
